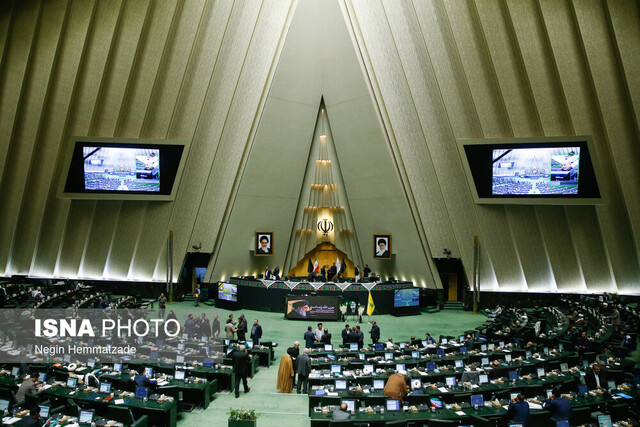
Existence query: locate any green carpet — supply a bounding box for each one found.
[164,302,485,426]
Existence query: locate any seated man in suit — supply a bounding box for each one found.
[585,363,608,390]
[18,406,42,427]
[332,402,351,420]
[134,369,157,389]
[543,388,571,421]
[15,373,42,405]
[507,393,529,425]
[460,364,480,383]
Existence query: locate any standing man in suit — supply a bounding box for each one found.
[273,266,280,280]
[212,314,221,338]
[194,285,201,307]
[354,266,360,283]
[369,321,380,344]
[296,348,311,394]
[303,326,315,349]
[264,266,272,279]
[225,321,237,340]
[320,328,331,345]
[314,323,324,342]
[363,264,371,278]
[157,293,167,319]
[250,319,262,346]
[231,345,251,398]
[237,315,247,341]
[287,342,300,386]
[342,324,350,346]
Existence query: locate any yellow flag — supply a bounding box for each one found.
[367,291,375,316]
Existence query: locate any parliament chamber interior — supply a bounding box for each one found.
[0,1,639,426]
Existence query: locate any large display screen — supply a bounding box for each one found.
[491,147,580,196]
[83,147,160,192]
[218,283,237,302]
[394,288,419,308]
[285,295,341,321]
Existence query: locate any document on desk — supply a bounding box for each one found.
[455,411,466,416]
[41,384,52,390]
[3,417,21,425]
[157,380,169,386]
[326,392,339,397]
[528,402,542,410]
[438,387,448,393]
[114,399,125,405]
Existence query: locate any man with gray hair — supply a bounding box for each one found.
[332,402,351,420]
[296,347,311,394]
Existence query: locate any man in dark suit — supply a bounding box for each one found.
[303,326,315,349]
[237,315,248,341]
[543,388,571,421]
[250,319,262,346]
[342,324,350,345]
[578,331,592,354]
[369,321,380,344]
[585,363,608,390]
[507,393,529,425]
[296,348,311,394]
[320,328,331,345]
[18,406,42,427]
[231,346,251,398]
[134,369,157,389]
[287,342,300,386]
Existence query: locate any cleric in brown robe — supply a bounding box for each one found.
[276,353,294,393]
[383,372,410,402]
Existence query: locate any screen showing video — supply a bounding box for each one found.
[83,147,160,192]
[491,147,580,196]
[394,288,419,307]
[218,283,237,302]
[285,296,341,320]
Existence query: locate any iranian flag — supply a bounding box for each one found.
[313,257,319,273]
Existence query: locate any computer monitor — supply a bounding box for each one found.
[470,394,484,407]
[176,355,185,364]
[582,359,589,367]
[224,339,230,345]
[174,370,185,381]
[0,399,9,411]
[79,410,94,425]
[543,347,549,354]
[149,351,158,361]
[421,340,428,347]
[546,389,553,398]
[177,343,186,351]
[341,399,355,412]
[373,379,385,390]
[246,342,253,350]
[560,363,568,372]
[510,392,519,401]
[386,399,400,411]
[375,343,384,351]
[525,350,532,358]
[459,335,465,343]
[144,367,153,377]
[315,389,325,396]
[429,398,443,409]
[182,334,189,340]
[335,379,347,390]
[411,379,421,390]
[324,344,332,351]
[437,349,445,357]
[509,424,524,427]
[442,338,448,344]
[67,377,77,389]
[426,362,436,371]
[597,414,612,427]
[505,354,512,362]
[481,357,490,366]
[136,387,149,399]
[99,382,111,393]
[558,343,564,351]
[10,367,19,377]
[633,376,640,386]
[411,351,420,359]
[556,421,569,427]
[358,353,365,361]
[113,362,122,372]
[38,405,50,418]
[499,341,505,348]
[537,368,545,378]
[460,347,467,354]
[607,380,616,390]
[479,374,489,384]
[399,343,406,349]
[481,344,487,351]
[201,336,208,342]
[364,364,374,373]
[87,359,95,368]
[384,353,393,361]
[395,364,405,372]
[446,377,456,387]
[331,365,341,374]
[204,358,214,367]
[327,354,336,361]
[349,343,358,351]
[488,344,495,351]
[38,372,46,382]
[578,384,588,394]
[509,371,518,380]
[455,360,464,368]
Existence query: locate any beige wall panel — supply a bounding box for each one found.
[116,0,178,137]
[0,0,67,274]
[184,1,294,281]
[571,1,640,253]
[145,1,264,281]
[103,201,147,280]
[347,0,454,259]
[128,0,211,280]
[11,1,95,275]
[539,0,640,293]
[536,206,585,292]
[0,1,40,183]
[33,0,123,276]
[606,1,640,148]
[139,0,205,139]
[169,0,233,138]
[0,4,13,69]
[566,206,615,292]
[79,200,121,277]
[56,200,95,277]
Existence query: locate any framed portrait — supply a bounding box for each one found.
[373,234,391,259]
[255,231,273,256]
